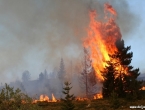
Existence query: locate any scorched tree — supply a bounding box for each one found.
[102,39,142,99]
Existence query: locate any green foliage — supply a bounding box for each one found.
[0,83,41,110]
[61,81,75,110]
[101,61,116,98]
[102,39,142,100]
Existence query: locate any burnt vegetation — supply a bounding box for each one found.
[102,39,142,100]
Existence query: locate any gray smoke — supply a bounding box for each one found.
[0,0,140,83]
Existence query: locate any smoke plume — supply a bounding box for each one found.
[0,0,140,83]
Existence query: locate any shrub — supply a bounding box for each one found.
[61,81,75,110]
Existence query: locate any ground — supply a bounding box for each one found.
[33,99,145,110]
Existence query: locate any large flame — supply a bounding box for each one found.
[94,93,103,99]
[52,93,57,102]
[140,86,145,90]
[83,3,121,81]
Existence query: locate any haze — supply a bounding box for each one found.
[0,0,144,83]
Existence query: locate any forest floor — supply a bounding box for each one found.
[34,99,145,110]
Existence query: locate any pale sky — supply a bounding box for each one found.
[124,0,145,76]
[0,0,145,83]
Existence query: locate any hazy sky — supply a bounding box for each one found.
[0,0,145,83]
[124,1,145,77]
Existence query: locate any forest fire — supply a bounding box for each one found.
[33,94,57,103]
[75,93,102,101]
[83,3,122,81]
[140,86,145,90]
[93,93,103,99]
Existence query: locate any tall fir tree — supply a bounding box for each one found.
[44,69,48,79]
[80,47,97,98]
[58,58,65,81]
[87,67,97,96]
[39,72,44,81]
[115,39,142,98]
[58,58,65,97]
[102,39,142,98]
[22,70,31,83]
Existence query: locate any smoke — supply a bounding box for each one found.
[0,0,140,83]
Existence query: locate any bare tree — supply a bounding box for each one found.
[58,58,66,97]
[80,48,97,98]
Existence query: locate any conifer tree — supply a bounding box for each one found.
[39,72,44,81]
[58,58,65,81]
[102,39,142,98]
[101,61,116,98]
[114,39,142,98]
[61,81,75,110]
[58,58,65,97]
[80,48,97,98]
[88,67,97,96]
[22,70,31,83]
[44,69,48,79]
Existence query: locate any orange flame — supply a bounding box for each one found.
[33,94,57,103]
[83,3,121,81]
[75,97,89,101]
[52,93,57,102]
[140,86,145,90]
[104,3,117,16]
[94,93,103,99]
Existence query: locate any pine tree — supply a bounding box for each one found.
[58,58,65,97]
[114,39,142,98]
[44,69,48,79]
[58,58,65,81]
[80,47,97,98]
[88,67,97,96]
[101,61,116,98]
[39,72,44,81]
[22,70,31,83]
[102,39,142,99]
[61,82,75,110]
[88,67,97,87]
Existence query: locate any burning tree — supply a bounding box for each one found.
[101,61,116,98]
[82,3,142,99]
[102,39,142,98]
[39,70,48,81]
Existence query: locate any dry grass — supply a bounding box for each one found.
[34,99,145,110]
[1,84,145,110]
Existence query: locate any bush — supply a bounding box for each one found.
[0,83,41,110]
